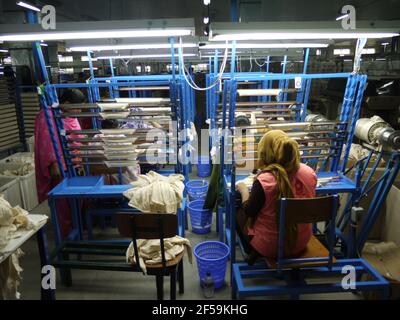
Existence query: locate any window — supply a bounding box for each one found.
[81,56,98,62]
[82,67,98,72]
[333,48,351,56]
[59,68,74,74]
[316,49,321,56]
[361,48,376,55]
[58,55,74,62]
[166,64,179,72]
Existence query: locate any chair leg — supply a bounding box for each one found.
[178,260,184,294]
[170,269,177,300]
[156,275,164,300]
[231,272,237,300]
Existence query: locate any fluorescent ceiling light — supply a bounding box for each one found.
[201,42,329,49]
[381,42,390,45]
[40,43,48,46]
[16,1,40,12]
[203,17,210,25]
[0,29,193,42]
[336,13,349,21]
[69,43,197,52]
[0,49,9,53]
[210,32,399,41]
[97,53,197,59]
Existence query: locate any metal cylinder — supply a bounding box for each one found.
[305,113,327,122]
[355,116,389,144]
[378,127,400,150]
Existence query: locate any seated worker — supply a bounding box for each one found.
[235,129,317,263]
[34,88,85,238]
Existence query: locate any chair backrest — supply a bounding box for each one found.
[116,213,178,270]
[276,195,339,270]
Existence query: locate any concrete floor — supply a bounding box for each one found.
[17,171,362,300]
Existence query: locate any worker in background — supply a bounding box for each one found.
[235,130,317,263]
[34,88,85,238]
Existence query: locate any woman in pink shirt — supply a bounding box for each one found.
[236,130,317,263]
[34,89,85,238]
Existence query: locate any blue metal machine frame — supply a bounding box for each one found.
[23,29,197,287]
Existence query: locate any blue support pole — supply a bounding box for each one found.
[230,0,239,22]
[303,48,310,74]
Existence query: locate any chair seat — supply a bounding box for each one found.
[266,235,336,268]
[145,252,184,269]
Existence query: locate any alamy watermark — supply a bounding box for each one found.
[38,5,56,30]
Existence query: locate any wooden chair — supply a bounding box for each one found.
[51,213,184,300]
[116,212,184,300]
[270,195,338,270]
[232,195,390,299]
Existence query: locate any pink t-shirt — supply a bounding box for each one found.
[247,163,317,258]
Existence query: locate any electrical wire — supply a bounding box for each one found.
[178,37,229,91]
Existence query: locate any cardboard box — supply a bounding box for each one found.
[362,242,400,300]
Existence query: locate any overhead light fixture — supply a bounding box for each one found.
[68,43,197,52]
[0,29,193,42]
[40,43,48,46]
[97,53,197,60]
[0,49,9,53]
[381,42,390,46]
[200,42,329,49]
[203,0,211,5]
[336,13,349,21]
[203,17,210,25]
[210,32,399,41]
[16,1,40,12]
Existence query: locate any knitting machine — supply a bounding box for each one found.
[217,70,368,266]
[337,116,400,257]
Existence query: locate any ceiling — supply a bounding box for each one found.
[1,0,400,31]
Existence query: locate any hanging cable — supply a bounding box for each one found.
[178,37,229,91]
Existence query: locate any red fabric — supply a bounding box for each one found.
[79,118,93,130]
[247,163,317,258]
[34,109,82,238]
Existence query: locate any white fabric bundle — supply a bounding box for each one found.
[0,195,40,300]
[126,236,192,274]
[0,195,38,248]
[123,171,185,214]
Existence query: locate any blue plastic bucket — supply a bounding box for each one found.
[188,199,212,234]
[186,180,209,201]
[197,156,211,177]
[194,241,230,289]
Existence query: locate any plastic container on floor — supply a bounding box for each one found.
[0,176,23,208]
[186,180,209,201]
[188,199,212,234]
[197,156,211,178]
[0,162,38,211]
[0,152,34,165]
[194,241,230,289]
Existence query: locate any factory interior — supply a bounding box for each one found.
[1,0,400,304]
